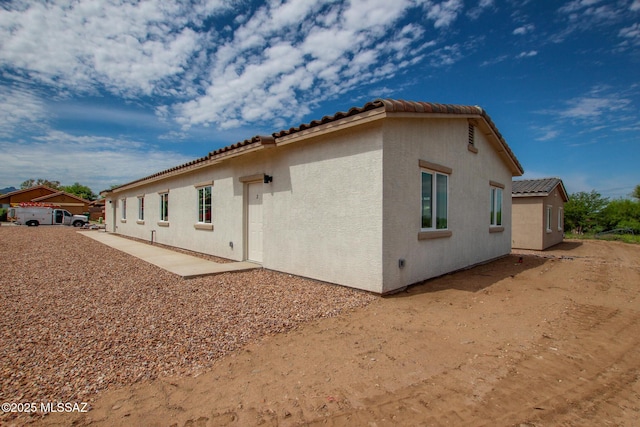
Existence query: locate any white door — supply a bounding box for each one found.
[247,182,263,263]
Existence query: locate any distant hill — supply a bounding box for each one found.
[0,186,17,195]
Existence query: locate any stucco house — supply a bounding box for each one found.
[512,178,568,250]
[102,99,523,294]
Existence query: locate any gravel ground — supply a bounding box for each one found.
[0,226,375,425]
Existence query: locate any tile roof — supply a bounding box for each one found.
[105,98,523,193]
[512,178,568,200]
[274,99,484,137]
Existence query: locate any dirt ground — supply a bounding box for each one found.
[28,240,640,425]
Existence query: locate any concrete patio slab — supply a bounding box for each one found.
[78,231,261,278]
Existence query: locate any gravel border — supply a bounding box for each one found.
[0,226,375,425]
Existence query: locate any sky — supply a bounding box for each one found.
[0,0,638,199]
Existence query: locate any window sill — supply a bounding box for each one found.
[136,220,145,225]
[120,219,127,223]
[467,143,478,154]
[418,230,452,240]
[489,226,504,233]
[194,223,214,231]
[157,221,170,227]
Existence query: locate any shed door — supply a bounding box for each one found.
[247,182,263,263]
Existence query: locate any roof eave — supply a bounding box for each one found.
[104,136,276,195]
[274,107,387,146]
[512,192,550,198]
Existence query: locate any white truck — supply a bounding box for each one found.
[7,204,89,227]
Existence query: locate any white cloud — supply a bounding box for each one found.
[467,0,494,20]
[533,126,560,141]
[513,23,535,35]
[0,0,471,134]
[0,0,230,96]
[0,86,49,137]
[423,0,464,28]
[619,23,640,46]
[553,0,626,42]
[535,86,638,147]
[0,131,193,192]
[480,54,508,67]
[559,95,631,119]
[516,50,538,58]
[175,0,430,130]
[632,0,640,11]
[429,44,463,66]
[558,0,603,14]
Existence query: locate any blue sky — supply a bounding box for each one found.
[0,0,638,198]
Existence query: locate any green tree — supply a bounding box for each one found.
[600,198,640,233]
[564,190,609,234]
[62,182,97,201]
[20,178,62,190]
[632,184,640,201]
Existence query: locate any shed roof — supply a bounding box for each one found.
[104,98,523,194]
[512,178,568,201]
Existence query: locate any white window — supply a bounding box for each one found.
[546,205,552,232]
[558,207,564,231]
[121,199,126,220]
[421,170,448,230]
[138,196,144,221]
[197,186,212,223]
[490,187,503,226]
[159,193,169,222]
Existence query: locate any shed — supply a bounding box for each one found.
[512,178,568,250]
[102,99,524,294]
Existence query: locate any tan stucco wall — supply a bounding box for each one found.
[512,187,565,250]
[380,118,514,293]
[259,123,384,292]
[512,197,543,250]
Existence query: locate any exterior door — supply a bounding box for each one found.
[247,182,264,263]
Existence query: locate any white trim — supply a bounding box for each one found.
[558,207,564,232]
[159,192,169,222]
[120,198,127,220]
[137,196,144,221]
[490,186,503,227]
[420,168,449,232]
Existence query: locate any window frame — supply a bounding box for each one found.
[490,187,503,227]
[197,185,212,224]
[420,169,449,232]
[546,205,553,232]
[137,196,144,221]
[159,192,169,222]
[121,198,127,220]
[558,207,564,232]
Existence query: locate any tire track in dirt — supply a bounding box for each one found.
[303,244,640,426]
[303,305,640,426]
